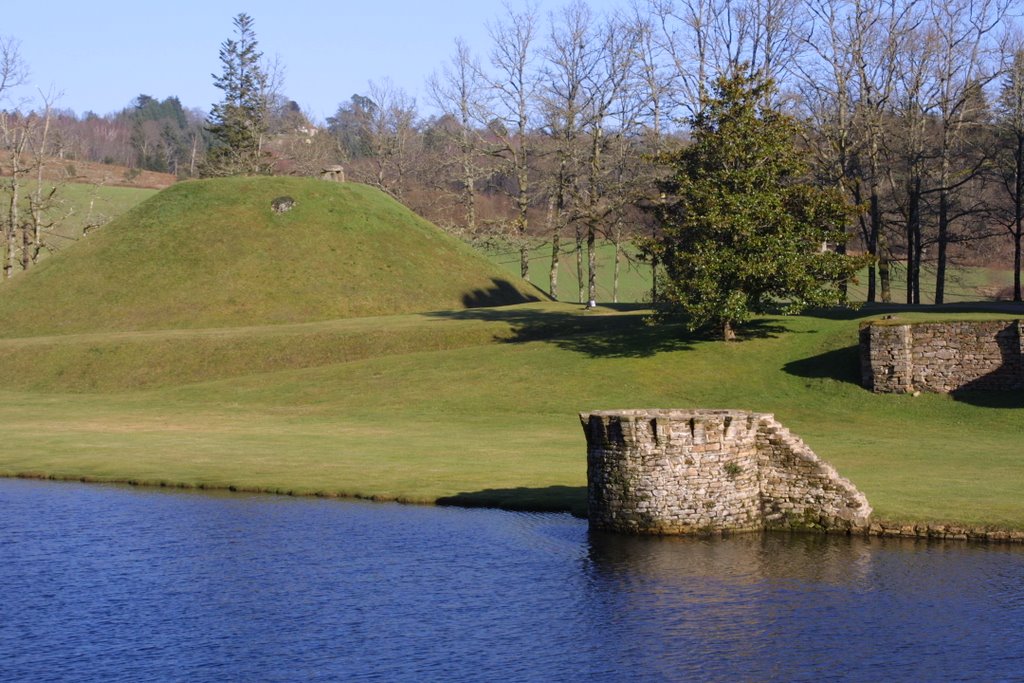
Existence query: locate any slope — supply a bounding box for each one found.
[0,176,541,336]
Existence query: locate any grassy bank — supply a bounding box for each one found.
[1,302,1023,527]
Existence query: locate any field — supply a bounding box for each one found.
[1,301,1023,527]
[1,177,1023,530]
[484,241,1020,306]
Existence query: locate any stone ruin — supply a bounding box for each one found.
[860,319,1024,393]
[321,165,346,182]
[581,409,872,535]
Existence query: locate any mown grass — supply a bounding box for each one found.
[484,240,1019,306]
[1,301,1023,527]
[50,183,158,240]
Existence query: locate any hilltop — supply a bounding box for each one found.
[0,177,542,336]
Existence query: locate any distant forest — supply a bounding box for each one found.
[3,0,1024,304]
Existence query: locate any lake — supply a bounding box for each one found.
[2,478,1022,682]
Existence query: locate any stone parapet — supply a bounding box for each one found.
[860,320,1024,393]
[581,409,872,536]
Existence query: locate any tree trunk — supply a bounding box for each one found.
[935,188,949,305]
[1015,230,1022,303]
[519,237,530,281]
[878,234,890,303]
[546,196,559,299]
[1015,133,1023,302]
[869,183,883,303]
[650,224,658,302]
[906,176,921,305]
[587,223,597,306]
[612,227,621,304]
[5,163,19,280]
[866,196,877,304]
[575,223,584,303]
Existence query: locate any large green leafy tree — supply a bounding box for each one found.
[203,13,271,176]
[649,71,859,340]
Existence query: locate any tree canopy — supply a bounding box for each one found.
[648,71,860,340]
[203,13,272,176]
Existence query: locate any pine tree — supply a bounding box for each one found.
[203,13,271,176]
[649,71,860,340]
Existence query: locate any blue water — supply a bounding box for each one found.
[1,478,1023,682]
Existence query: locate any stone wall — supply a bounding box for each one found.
[860,320,1024,393]
[581,409,872,535]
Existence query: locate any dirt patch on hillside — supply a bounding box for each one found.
[0,156,177,190]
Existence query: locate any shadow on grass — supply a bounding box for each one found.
[433,302,788,359]
[462,278,544,308]
[783,345,861,385]
[436,485,588,517]
[793,301,1024,322]
[951,390,1024,408]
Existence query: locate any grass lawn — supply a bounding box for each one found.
[1,301,1023,528]
[483,240,1020,308]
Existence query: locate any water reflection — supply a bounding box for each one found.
[2,479,1023,682]
[585,531,1024,681]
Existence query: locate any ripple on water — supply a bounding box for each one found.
[2,478,1024,682]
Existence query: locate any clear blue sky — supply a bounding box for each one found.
[3,0,625,122]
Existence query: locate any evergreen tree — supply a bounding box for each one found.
[203,13,271,176]
[649,71,860,340]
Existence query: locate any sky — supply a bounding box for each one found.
[3,0,625,122]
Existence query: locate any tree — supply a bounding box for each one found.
[649,70,858,340]
[486,2,540,281]
[996,47,1024,302]
[0,36,26,102]
[428,38,490,233]
[203,13,273,176]
[327,94,378,159]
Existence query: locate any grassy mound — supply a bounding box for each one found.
[0,177,541,336]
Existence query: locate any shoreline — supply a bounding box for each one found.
[8,471,1024,545]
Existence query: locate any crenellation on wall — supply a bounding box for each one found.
[861,319,1024,393]
[581,409,872,536]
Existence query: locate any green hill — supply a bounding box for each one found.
[0,177,542,336]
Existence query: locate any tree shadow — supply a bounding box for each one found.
[436,485,588,517]
[950,391,1024,408]
[461,278,544,308]
[857,301,1024,316]
[799,301,1024,322]
[949,322,1024,408]
[430,304,788,359]
[782,345,861,385]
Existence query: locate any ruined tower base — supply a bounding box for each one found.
[581,409,872,535]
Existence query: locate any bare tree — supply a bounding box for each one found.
[428,38,491,233]
[922,0,1008,304]
[647,0,808,116]
[798,0,913,302]
[486,1,541,281]
[539,0,595,300]
[345,79,420,199]
[0,36,27,102]
[995,45,1024,301]
[1,91,69,278]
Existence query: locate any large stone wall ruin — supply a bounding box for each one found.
[581,409,872,535]
[860,319,1023,393]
